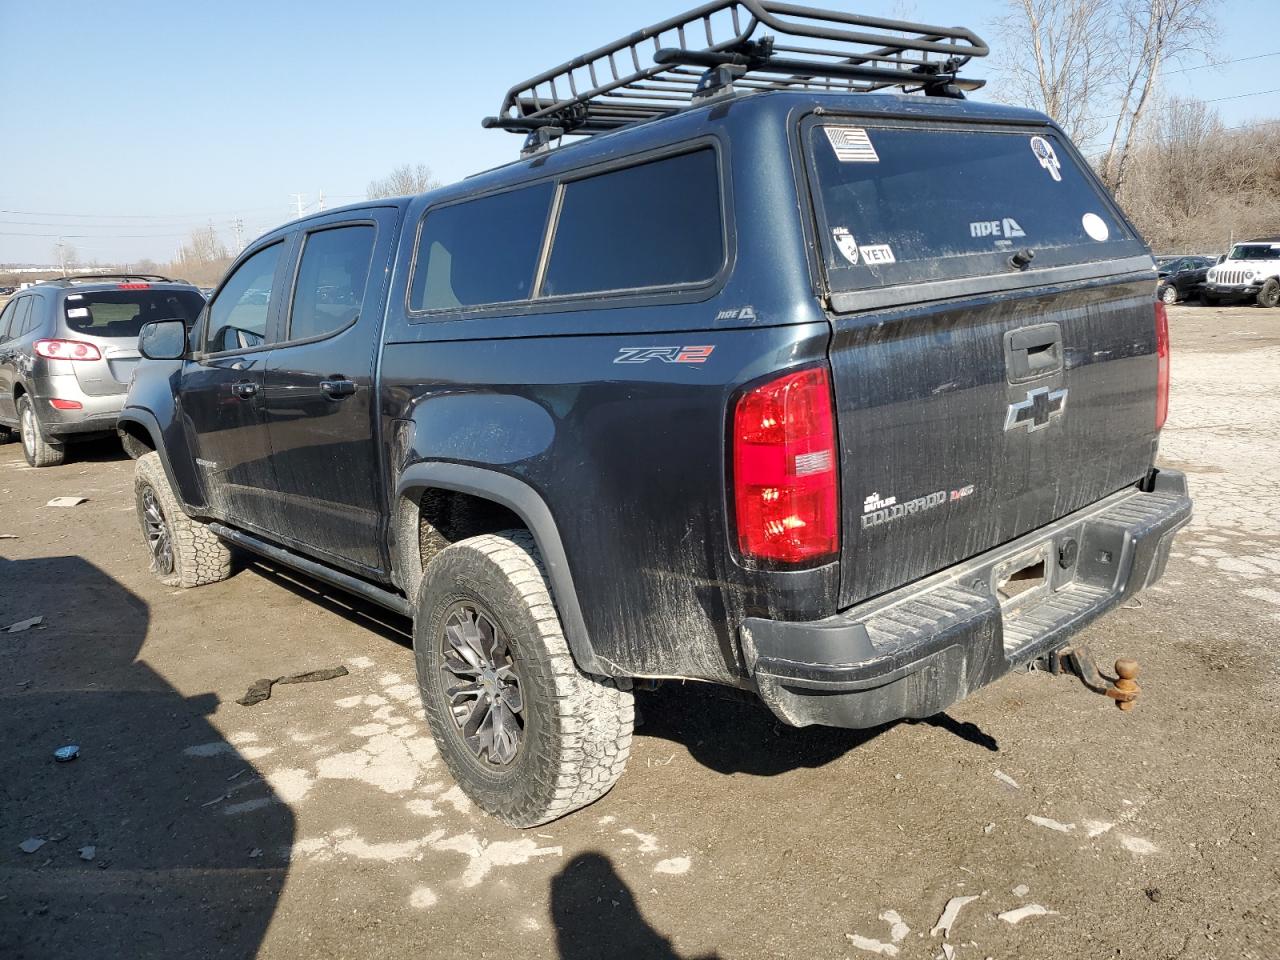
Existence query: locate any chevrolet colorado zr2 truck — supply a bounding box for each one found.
[120,2,1192,826]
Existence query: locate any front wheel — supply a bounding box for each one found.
[1159,284,1178,305]
[134,451,233,588]
[1258,278,1280,309]
[414,531,633,827]
[17,395,65,467]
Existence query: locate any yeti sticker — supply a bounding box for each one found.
[832,227,859,265]
[1030,136,1062,182]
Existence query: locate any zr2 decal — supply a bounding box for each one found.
[614,346,715,364]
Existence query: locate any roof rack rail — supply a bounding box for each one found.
[52,273,176,284]
[483,1,988,154]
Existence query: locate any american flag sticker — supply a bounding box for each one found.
[824,126,879,163]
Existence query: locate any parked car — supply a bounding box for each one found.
[118,2,1191,827]
[0,275,205,466]
[1156,255,1214,304]
[1202,237,1280,307]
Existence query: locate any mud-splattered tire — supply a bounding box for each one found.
[414,531,633,827]
[18,395,65,467]
[1158,283,1178,305]
[1258,278,1280,309]
[134,451,232,588]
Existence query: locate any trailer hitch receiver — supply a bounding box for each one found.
[1036,643,1141,711]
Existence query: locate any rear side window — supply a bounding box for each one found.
[288,225,377,341]
[62,289,204,340]
[0,299,16,341]
[409,183,554,312]
[809,124,1129,289]
[542,149,723,297]
[206,243,285,353]
[12,298,33,337]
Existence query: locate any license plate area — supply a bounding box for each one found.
[993,544,1051,615]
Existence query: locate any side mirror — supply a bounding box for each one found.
[1217,255,1227,264]
[139,319,188,360]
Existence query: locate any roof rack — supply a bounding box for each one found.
[51,273,176,285]
[483,1,988,154]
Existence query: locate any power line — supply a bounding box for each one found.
[1166,50,1280,74]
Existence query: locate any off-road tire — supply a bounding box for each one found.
[414,530,633,827]
[1258,278,1280,309]
[1158,284,1178,305]
[17,395,65,467]
[134,451,232,588]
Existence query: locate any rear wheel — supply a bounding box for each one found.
[1258,278,1280,308]
[1158,284,1178,305]
[17,395,65,468]
[134,451,232,588]
[414,531,633,827]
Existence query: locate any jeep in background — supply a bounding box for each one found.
[118,2,1191,826]
[1203,237,1280,307]
[0,275,205,466]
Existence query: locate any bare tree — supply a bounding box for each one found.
[178,224,229,265]
[992,0,1114,142]
[1100,0,1218,191]
[52,241,79,274]
[366,163,441,199]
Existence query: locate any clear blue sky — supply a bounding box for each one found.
[1,0,1276,265]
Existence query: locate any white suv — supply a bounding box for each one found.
[1203,237,1280,307]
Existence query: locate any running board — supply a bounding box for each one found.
[208,523,414,618]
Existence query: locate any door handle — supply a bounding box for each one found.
[232,380,259,400]
[1004,323,1063,383]
[319,378,357,400]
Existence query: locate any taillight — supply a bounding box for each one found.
[49,398,83,410]
[1155,301,1170,430]
[34,339,102,361]
[732,366,839,564]
[117,283,150,290]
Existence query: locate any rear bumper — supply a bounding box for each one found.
[29,374,126,437]
[741,471,1192,729]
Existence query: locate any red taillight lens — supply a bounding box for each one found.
[732,366,839,564]
[34,339,102,361]
[49,398,83,410]
[1155,301,1170,430]
[117,283,150,290]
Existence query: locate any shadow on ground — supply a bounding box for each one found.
[0,556,292,960]
[552,852,719,960]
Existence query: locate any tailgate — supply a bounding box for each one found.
[830,280,1158,607]
[800,115,1160,608]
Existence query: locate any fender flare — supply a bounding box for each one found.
[116,407,192,514]
[395,461,608,677]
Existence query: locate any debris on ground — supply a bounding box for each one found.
[46,497,88,507]
[997,903,1058,925]
[53,744,79,762]
[79,845,95,861]
[0,533,18,539]
[931,895,981,937]
[4,616,43,633]
[845,933,899,957]
[983,822,996,835]
[1027,814,1075,834]
[993,769,1020,789]
[19,838,46,854]
[1012,884,1030,897]
[879,909,909,943]
[236,665,349,706]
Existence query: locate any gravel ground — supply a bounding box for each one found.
[1,303,1277,960]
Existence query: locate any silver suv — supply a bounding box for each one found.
[0,275,205,466]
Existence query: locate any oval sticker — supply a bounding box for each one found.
[1082,213,1110,242]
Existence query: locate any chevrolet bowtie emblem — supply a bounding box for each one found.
[1005,387,1068,433]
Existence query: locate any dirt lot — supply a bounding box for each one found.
[1,303,1277,960]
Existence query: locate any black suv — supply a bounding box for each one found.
[120,2,1191,826]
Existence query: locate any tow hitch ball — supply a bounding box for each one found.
[1033,644,1141,711]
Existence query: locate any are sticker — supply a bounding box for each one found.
[1030,136,1062,182]
[66,307,89,318]
[824,126,880,163]
[1082,212,1110,242]
[859,244,896,265]
[832,227,859,264]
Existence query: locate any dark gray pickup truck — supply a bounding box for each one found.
[119,2,1191,825]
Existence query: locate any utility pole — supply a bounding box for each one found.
[233,217,244,252]
[290,193,306,217]
[317,188,325,212]
[56,238,67,276]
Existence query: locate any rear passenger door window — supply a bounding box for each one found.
[0,299,18,342]
[287,224,377,342]
[409,183,554,312]
[541,148,724,297]
[205,242,285,353]
[11,298,33,338]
